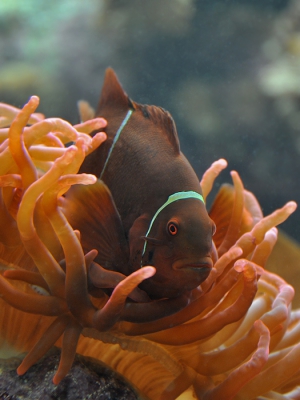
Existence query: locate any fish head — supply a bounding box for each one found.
[130,198,216,299]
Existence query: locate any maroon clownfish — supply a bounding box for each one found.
[65,68,216,300]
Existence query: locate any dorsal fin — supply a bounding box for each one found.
[97,68,180,154]
[134,103,180,154]
[96,68,134,114]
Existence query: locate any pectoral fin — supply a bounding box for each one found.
[64,180,129,274]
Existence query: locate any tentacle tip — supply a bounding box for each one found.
[93,131,107,144]
[244,265,256,281]
[233,246,243,257]
[267,227,278,237]
[81,173,97,185]
[99,131,107,140]
[141,265,156,278]
[53,373,64,385]
[234,264,243,273]
[28,95,40,106]
[230,170,238,177]
[234,259,245,273]
[218,158,228,167]
[286,201,297,213]
[87,248,98,258]
[93,118,108,129]
[16,365,26,376]
[253,319,263,330]
[99,117,108,126]
[234,259,256,280]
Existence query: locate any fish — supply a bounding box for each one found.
[65,68,216,300]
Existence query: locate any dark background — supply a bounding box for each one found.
[1,0,300,240]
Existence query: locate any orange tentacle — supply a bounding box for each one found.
[53,321,82,384]
[3,269,49,291]
[42,174,98,328]
[203,320,270,400]
[17,315,70,376]
[218,171,244,256]
[143,261,257,345]
[236,202,297,258]
[120,265,242,336]
[0,274,67,315]
[200,158,228,200]
[251,227,278,267]
[16,150,84,296]
[93,267,156,331]
[8,96,39,190]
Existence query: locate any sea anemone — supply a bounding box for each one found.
[0,96,299,400]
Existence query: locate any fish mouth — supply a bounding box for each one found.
[183,264,212,271]
[172,258,213,288]
[181,264,212,282]
[173,257,213,273]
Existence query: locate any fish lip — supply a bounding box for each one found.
[180,264,212,276]
[183,263,211,270]
[173,257,213,271]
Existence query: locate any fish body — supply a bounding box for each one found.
[69,68,215,299]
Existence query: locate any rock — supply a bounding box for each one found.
[0,348,142,400]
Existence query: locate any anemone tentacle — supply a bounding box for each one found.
[0,96,300,400]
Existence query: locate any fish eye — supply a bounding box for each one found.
[167,221,179,236]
